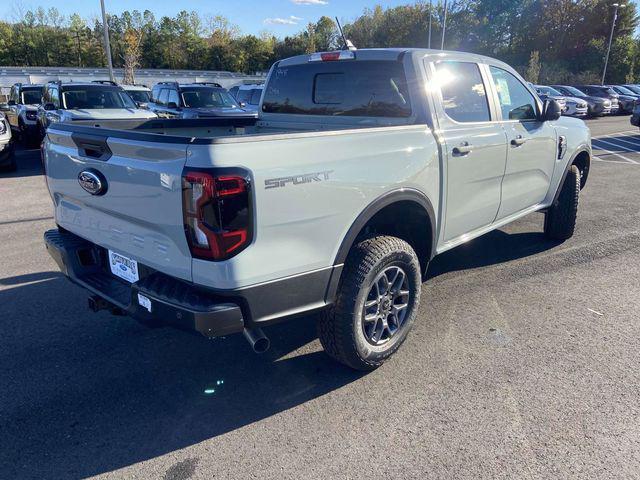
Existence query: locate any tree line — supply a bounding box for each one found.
[0,1,638,84]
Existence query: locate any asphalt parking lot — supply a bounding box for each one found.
[1,116,639,480]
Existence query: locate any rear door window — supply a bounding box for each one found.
[434,61,490,123]
[262,60,412,118]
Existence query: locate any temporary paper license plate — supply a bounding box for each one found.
[108,250,139,283]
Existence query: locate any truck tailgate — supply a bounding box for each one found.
[44,128,193,281]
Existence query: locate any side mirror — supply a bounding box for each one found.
[44,103,56,111]
[542,99,561,121]
[167,102,179,110]
[7,100,16,106]
[239,102,247,108]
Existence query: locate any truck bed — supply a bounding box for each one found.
[50,116,415,145]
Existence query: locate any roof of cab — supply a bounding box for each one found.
[276,47,517,73]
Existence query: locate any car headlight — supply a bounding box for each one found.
[0,120,6,135]
[25,111,37,120]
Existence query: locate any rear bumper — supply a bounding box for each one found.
[44,229,245,337]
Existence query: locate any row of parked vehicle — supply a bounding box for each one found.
[0,80,265,161]
[532,83,640,118]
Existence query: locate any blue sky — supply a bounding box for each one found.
[4,0,414,36]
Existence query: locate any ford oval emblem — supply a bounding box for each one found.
[78,169,107,196]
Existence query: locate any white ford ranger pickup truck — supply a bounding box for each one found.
[42,49,591,370]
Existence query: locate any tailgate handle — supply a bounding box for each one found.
[71,133,112,161]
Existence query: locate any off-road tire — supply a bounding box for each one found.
[318,235,422,371]
[544,164,580,241]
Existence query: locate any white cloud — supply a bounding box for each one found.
[264,15,303,26]
[291,0,329,5]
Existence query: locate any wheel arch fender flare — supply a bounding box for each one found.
[325,189,437,304]
[553,146,590,204]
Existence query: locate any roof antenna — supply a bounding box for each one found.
[335,17,356,51]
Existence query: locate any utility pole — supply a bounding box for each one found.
[74,29,81,67]
[100,0,115,82]
[428,0,432,49]
[602,3,626,85]
[441,0,448,50]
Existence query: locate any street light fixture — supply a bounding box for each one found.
[601,3,626,85]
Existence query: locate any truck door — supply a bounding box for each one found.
[429,60,508,242]
[487,66,557,219]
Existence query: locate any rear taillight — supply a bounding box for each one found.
[182,169,252,261]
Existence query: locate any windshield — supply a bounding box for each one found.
[614,86,635,95]
[21,88,43,104]
[62,87,137,109]
[127,90,151,103]
[537,86,563,96]
[560,86,586,97]
[180,88,238,108]
[624,85,640,95]
[250,89,263,105]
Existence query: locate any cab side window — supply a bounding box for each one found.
[434,61,491,123]
[489,66,537,121]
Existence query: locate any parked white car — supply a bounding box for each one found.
[0,113,15,171]
[120,84,152,108]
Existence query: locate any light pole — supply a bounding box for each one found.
[441,0,448,50]
[601,3,626,85]
[428,0,432,49]
[100,0,115,82]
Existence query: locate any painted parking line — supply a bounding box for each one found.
[592,129,639,139]
[616,132,640,144]
[596,135,640,149]
[592,137,640,153]
[591,141,639,164]
[593,156,638,165]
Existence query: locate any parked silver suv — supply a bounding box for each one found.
[36,81,157,139]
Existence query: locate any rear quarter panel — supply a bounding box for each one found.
[187,126,440,289]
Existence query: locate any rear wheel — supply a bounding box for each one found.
[317,235,422,371]
[544,165,580,241]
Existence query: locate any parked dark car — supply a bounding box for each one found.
[631,99,640,127]
[609,85,640,110]
[575,85,630,114]
[551,85,612,117]
[148,82,257,119]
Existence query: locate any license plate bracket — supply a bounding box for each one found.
[108,250,140,283]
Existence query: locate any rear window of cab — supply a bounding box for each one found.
[262,60,412,118]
